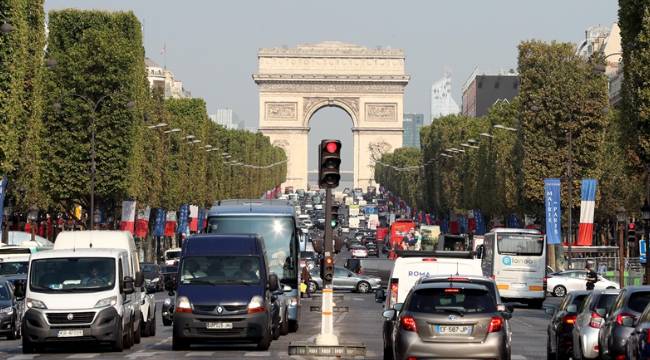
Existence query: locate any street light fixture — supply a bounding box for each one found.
[147,122,167,129]
[185,135,195,140]
[494,124,517,132]
[479,132,494,138]
[163,128,181,134]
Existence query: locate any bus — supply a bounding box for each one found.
[387,219,416,259]
[479,228,546,308]
[206,199,301,332]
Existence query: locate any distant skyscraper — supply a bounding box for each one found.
[403,113,424,148]
[430,73,460,122]
[209,108,244,129]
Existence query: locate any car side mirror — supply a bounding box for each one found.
[382,309,396,320]
[268,273,279,292]
[123,276,135,295]
[134,271,145,288]
[375,289,386,303]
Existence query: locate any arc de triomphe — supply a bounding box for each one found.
[253,41,409,190]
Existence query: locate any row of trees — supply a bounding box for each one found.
[377,37,647,224]
[1,5,286,222]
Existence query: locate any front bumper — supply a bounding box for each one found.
[576,327,600,359]
[395,331,507,359]
[609,325,634,356]
[173,311,268,343]
[0,313,15,334]
[23,307,120,345]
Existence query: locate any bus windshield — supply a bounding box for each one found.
[207,216,297,284]
[497,233,544,256]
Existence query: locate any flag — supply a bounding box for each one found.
[425,213,432,225]
[119,201,136,234]
[189,205,199,232]
[418,211,423,224]
[544,178,562,245]
[441,218,449,234]
[177,204,189,235]
[468,210,477,233]
[164,211,177,237]
[153,208,165,237]
[134,207,151,238]
[577,179,598,246]
[449,212,459,234]
[474,209,486,235]
[0,176,7,234]
[197,208,206,233]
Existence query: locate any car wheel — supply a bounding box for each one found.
[172,336,190,351]
[133,317,141,344]
[289,319,299,333]
[124,319,134,349]
[553,285,567,297]
[7,323,17,340]
[356,281,371,293]
[111,320,124,352]
[257,319,272,350]
[383,344,393,360]
[162,318,172,326]
[22,335,36,354]
[280,308,289,335]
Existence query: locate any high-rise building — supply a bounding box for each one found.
[431,73,460,121]
[209,108,244,130]
[461,69,519,117]
[145,57,191,99]
[403,113,424,148]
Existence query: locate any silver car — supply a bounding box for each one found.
[384,282,511,360]
[309,266,381,293]
[572,289,619,359]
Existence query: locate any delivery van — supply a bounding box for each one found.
[23,248,138,352]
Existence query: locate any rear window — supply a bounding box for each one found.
[571,294,588,308]
[407,287,496,314]
[628,292,650,313]
[596,294,617,311]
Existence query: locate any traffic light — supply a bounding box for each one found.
[330,204,340,228]
[318,140,341,189]
[629,223,637,243]
[321,255,334,282]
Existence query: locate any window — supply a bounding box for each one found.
[627,292,650,313]
[596,294,617,312]
[30,257,116,293]
[408,287,496,314]
[180,256,262,285]
[497,234,544,256]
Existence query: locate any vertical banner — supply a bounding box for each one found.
[164,211,177,237]
[134,207,151,238]
[153,209,165,237]
[425,213,432,226]
[474,209,486,236]
[544,178,562,245]
[577,179,598,246]
[468,210,477,233]
[176,204,189,235]
[197,208,206,233]
[0,176,7,234]
[119,201,136,234]
[189,205,199,232]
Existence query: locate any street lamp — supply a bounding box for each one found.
[642,200,650,284]
[0,14,14,34]
[163,128,181,134]
[494,124,517,132]
[147,122,167,129]
[617,206,627,287]
[479,132,494,139]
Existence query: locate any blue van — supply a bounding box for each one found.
[171,234,281,350]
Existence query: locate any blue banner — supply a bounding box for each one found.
[544,178,562,245]
[177,204,189,234]
[0,176,6,234]
[440,218,449,234]
[474,209,486,235]
[197,208,206,233]
[153,208,165,237]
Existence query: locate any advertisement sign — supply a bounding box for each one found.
[349,205,360,217]
[349,216,360,229]
[177,204,189,234]
[544,178,562,245]
[368,214,379,230]
[153,208,165,237]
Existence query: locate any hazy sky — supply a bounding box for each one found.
[45,0,618,171]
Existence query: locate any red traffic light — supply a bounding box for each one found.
[325,141,339,153]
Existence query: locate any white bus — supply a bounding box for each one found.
[479,228,546,308]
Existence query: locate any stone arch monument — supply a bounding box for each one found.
[253,41,409,190]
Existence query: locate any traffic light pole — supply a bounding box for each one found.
[316,187,338,346]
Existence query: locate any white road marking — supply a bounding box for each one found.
[125,351,158,358]
[511,355,527,360]
[243,351,271,357]
[7,356,39,360]
[66,354,100,359]
[184,351,214,357]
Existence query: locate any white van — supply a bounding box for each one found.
[163,247,181,266]
[23,248,138,352]
[385,255,482,308]
[53,231,148,343]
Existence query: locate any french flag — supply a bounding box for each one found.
[134,207,150,238]
[119,201,136,235]
[577,179,597,246]
[189,205,199,232]
[164,211,177,237]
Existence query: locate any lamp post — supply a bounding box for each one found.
[567,130,573,269]
[54,94,135,230]
[27,206,39,242]
[642,200,650,284]
[617,206,627,287]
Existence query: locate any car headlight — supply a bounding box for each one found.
[0,306,13,315]
[248,296,265,314]
[164,298,172,306]
[94,296,117,308]
[151,278,159,283]
[145,279,151,284]
[176,296,192,313]
[26,298,47,310]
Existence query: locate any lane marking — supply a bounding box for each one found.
[511,355,527,360]
[66,355,99,359]
[8,356,39,360]
[243,351,271,357]
[185,351,214,357]
[125,351,158,358]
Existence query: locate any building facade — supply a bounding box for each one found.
[145,57,192,99]
[461,69,519,117]
[208,108,243,129]
[430,73,460,121]
[576,24,623,106]
[403,113,424,148]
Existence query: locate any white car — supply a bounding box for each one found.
[547,270,619,297]
[350,246,368,258]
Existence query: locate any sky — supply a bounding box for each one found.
[45,0,619,172]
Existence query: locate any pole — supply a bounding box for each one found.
[90,111,96,230]
[567,131,573,269]
[645,218,649,285]
[619,222,625,287]
[316,187,338,346]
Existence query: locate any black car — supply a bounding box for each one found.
[160,265,178,290]
[141,262,163,293]
[365,242,378,257]
[599,286,650,359]
[0,279,21,340]
[547,290,590,360]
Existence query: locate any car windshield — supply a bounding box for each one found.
[408,287,496,314]
[0,261,28,275]
[165,251,180,260]
[30,257,116,293]
[0,284,10,300]
[180,256,262,285]
[141,264,157,273]
[628,292,650,313]
[497,233,544,256]
[162,266,177,273]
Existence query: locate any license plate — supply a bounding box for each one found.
[206,322,232,330]
[512,283,526,289]
[57,329,84,338]
[435,325,472,335]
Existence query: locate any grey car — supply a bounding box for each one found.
[383,281,511,360]
[571,289,619,359]
[309,266,381,293]
[599,286,650,359]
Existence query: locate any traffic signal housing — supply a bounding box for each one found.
[321,256,334,282]
[318,140,341,189]
[330,204,340,229]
